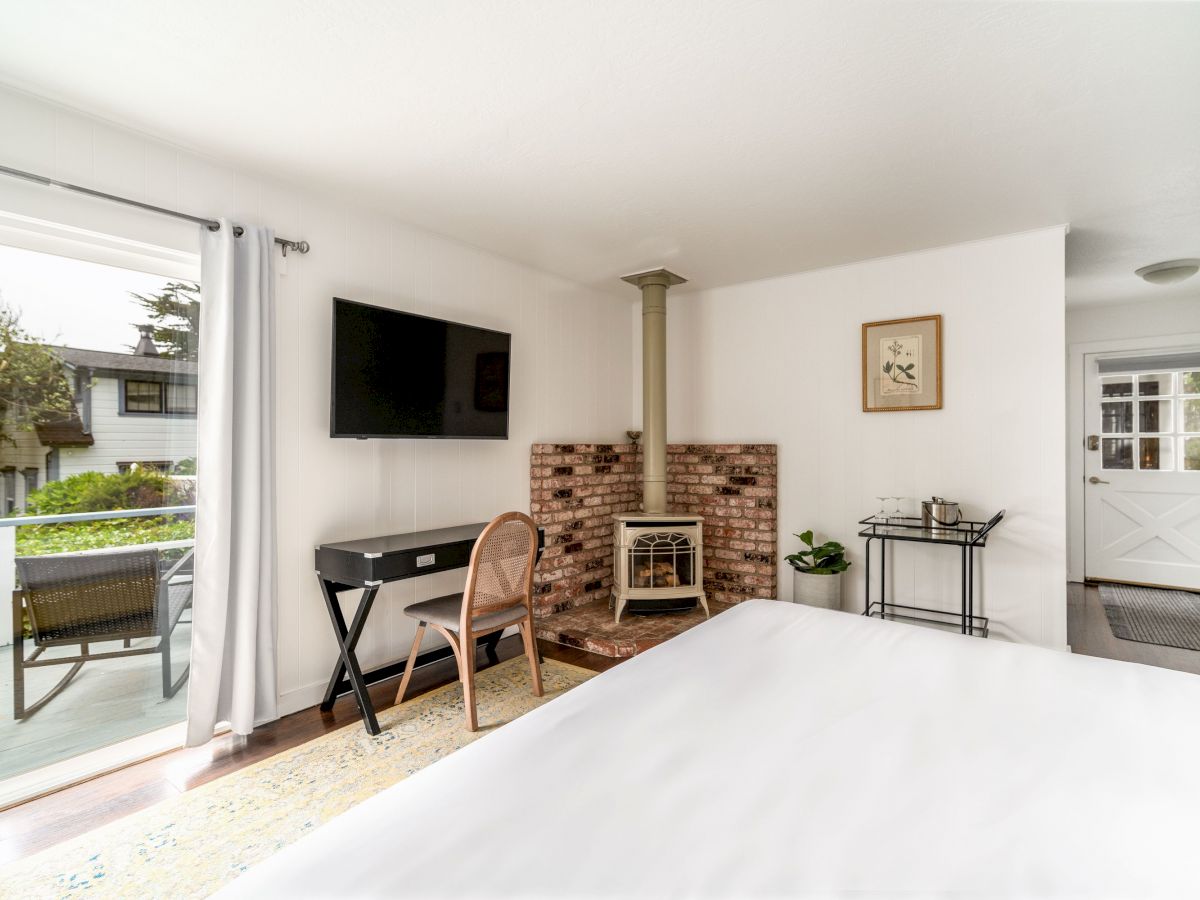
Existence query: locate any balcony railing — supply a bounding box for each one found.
[0,505,196,646]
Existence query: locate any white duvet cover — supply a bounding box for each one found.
[221,600,1200,899]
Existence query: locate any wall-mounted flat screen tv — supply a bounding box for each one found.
[331,298,510,439]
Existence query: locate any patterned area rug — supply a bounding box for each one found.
[0,657,594,899]
[1098,582,1200,652]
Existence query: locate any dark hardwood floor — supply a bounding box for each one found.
[0,637,619,866]
[1068,581,1200,676]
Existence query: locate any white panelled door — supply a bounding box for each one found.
[1084,355,1200,589]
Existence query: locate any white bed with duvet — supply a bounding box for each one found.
[221,599,1200,899]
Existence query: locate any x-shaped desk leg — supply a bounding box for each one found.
[318,577,381,735]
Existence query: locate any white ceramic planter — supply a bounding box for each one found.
[791,567,843,610]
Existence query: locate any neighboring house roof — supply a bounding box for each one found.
[35,415,95,447]
[54,346,197,378]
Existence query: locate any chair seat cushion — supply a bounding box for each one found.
[403,592,527,632]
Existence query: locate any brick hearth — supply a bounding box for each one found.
[536,596,738,657]
[529,442,777,656]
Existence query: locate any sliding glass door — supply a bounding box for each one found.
[0,237,199,788]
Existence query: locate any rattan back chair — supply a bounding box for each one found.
[394,511,542,731]
[12,545,193,719]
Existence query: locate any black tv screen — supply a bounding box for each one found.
[331,298,510,439]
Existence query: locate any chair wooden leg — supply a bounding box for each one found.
[394,622,427,705]
[461,631,478,732]
[521,617,543,697]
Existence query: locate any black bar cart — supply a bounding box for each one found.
[858,509,1005,637]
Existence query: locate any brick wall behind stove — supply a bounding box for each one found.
[665,444,778,603]
[529,444,642,615]
[529,442,778,614]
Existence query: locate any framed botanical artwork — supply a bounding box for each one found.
[861,314,942,412]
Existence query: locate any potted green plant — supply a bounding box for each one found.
[785,530,851,610]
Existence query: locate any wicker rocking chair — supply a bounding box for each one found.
[12,546,193,720]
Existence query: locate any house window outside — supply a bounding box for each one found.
[117,461,172,474]
[1101,371,1200,471]
[166,382,197,415]
[125,379,164,413]
[123,380,197,416]
[2,468,14,515]
[22,468,38,507]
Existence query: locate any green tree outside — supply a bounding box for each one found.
[129,280,200,361]
[0,303,77,449]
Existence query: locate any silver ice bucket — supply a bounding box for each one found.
[921,497,961,533]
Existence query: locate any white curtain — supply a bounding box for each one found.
[186,220,278,746]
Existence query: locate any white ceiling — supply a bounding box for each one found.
[0,1,1197,306]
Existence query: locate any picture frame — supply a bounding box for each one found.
[861,314,942,412]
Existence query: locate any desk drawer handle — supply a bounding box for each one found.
[416,553,436,567]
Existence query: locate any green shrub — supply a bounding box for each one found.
[16,517,195,556]
[24,469,194,515]
[17,469,196,557]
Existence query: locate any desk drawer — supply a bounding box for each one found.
[371,539,475,582]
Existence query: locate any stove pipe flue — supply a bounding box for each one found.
[621,268,687,516]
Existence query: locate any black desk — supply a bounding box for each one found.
[315,522,545,735]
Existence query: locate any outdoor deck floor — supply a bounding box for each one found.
[0,622,189,782]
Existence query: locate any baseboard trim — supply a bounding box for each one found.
[276,626,519,718]
[1085,577,1197,593]
[277,644,458,718]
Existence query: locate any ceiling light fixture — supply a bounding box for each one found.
[1135,259,1200,285]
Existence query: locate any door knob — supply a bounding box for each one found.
[1088,476,1110,485]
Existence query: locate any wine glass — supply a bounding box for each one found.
[875,496,888,520]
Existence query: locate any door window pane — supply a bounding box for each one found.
[1183,399,1200,433]
[1182,372,1200,395]
[1138,373,1173,396]
[1139,399,1172,433]
[1103,438,1134,469]
[1102,401,1133,434]
[1101,377,1133,398]
[1184,437,1200,471]
[1139,438,1173,471]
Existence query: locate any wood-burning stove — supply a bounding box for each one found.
[613,513,708,623]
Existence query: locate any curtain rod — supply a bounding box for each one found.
[0,163,310,256]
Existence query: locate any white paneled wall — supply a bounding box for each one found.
[0,85,633,714]
[634,228,1068,649]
